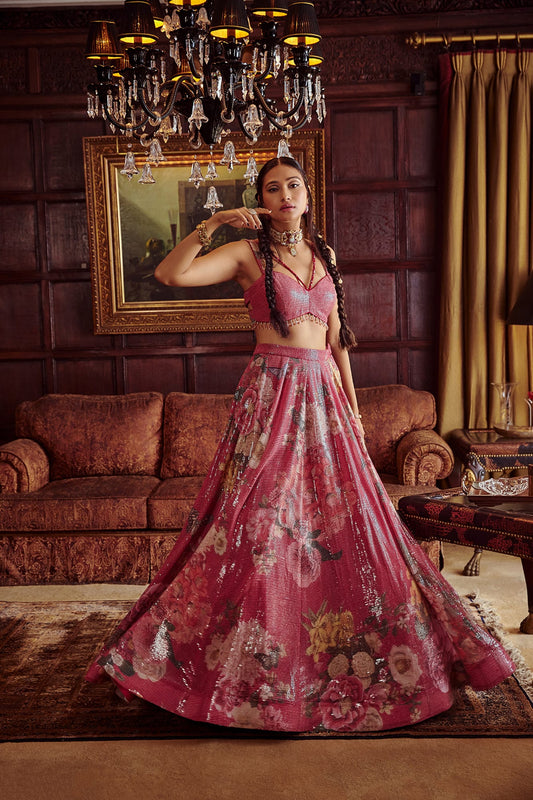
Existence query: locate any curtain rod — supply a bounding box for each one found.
[407,32,533,48]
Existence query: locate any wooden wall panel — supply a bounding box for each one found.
[0,122,34,191]
[405,107,438,178]
[195,330,255,347]
[344,273,398,341]
[350,350,399,387]
[42,120,98,191]
[408,348,437,391]
[54,358,116,395]
[407,270,438,340]
[331,110,395,182]
[46,201,89,270]
[195,354,252,393]
[334,192,397,261]
[406,189,437,259]
[126,332,186,348]
[51,282,112,349]
[0,361,44,441]
[0,284,42,350]
[124,356,186,395]
[0,203,38,271]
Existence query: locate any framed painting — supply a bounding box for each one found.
[83,130,325,333]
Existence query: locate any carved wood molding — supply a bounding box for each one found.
[320,35,442,82]
[1,1,531,29]
[315,0,533,16]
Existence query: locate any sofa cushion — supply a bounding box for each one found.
[161,392,233,478]
[16,393,163,480]
[357,385,436,475]
[148,476,206,529]
[0,476,160,531]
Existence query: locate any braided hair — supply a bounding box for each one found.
[255,157,357,350]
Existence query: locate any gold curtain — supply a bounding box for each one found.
[439,50,533,436]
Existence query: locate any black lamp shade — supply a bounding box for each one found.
[508,272,533,325]
[282,1,321,47]
[85,20,122,61]
[148,0,164,28]
[210,0,252,39]
[120,0,159,45]
[251,0,289,17]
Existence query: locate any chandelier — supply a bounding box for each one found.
[85,0,326,150]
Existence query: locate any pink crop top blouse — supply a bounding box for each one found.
[243,241,337,330]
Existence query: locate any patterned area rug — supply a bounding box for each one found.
[1,596,532,742]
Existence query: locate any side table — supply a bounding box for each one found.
[449,428,533,489]
[398,489,533,634]
[448,428,533,575]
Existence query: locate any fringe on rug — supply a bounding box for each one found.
[465,591,533,702]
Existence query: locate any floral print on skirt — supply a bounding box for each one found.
[86,344,514,732]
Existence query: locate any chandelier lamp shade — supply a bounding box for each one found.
[85,0,326,148]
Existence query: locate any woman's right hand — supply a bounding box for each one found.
[212,206,271,232]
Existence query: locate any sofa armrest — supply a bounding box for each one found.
[396,430,454,486]
[0,439,50,493]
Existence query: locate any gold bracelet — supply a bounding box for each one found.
[196,221,211,248]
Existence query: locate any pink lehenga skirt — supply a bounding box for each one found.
[86,344,514,732]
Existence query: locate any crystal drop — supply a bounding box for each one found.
[244,153,259,185]
[204,186,223,215]
[147,138,166,166]
[277,138,291,158]
[188,98,208,130]
[120,146,139,178]
[197,7,209,27]
[159,116,173,143]
[205,148,218,181]
[138,161,156,184]
[188,159,205,189]
[243,104,262,140]
[220,141,240,171]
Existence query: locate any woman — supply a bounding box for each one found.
[86,157,514,732]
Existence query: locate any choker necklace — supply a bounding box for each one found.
[269,227,303,257]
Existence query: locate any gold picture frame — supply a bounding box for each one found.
[83,130,325,334]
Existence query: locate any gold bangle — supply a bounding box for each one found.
[196,221,211,248]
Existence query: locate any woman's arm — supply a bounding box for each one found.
[154,207,270,288]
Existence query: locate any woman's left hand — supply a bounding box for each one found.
[213,206,271,231]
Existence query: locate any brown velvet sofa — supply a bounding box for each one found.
[0,386,453,585]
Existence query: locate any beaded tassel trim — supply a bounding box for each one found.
[252,313,328,331]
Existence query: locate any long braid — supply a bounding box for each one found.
[258,222,290,337]
[314,233,358,351]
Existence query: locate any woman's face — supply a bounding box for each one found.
[259,164,308,228]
